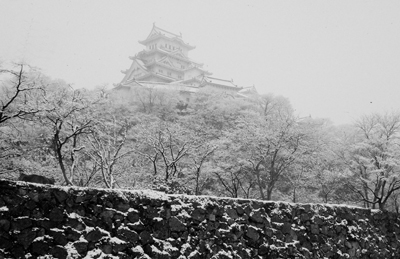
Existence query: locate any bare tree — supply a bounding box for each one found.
[131,85,177,114]
[345,112,400,210]
[85,118,134,188]
[137,124,193,181]
[214,166,256,198]
[42,84,95,185]
[0,63,50,176]
[191,144,216,195]
[0,63,44,125]
[245,116,306,200]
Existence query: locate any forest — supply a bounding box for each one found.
[2,63,400,212]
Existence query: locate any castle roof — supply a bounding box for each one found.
[183,66,212,75]
[137,46,202,65]
[136,72,175,82]
[201,76,239,88]
[139,24,195,50]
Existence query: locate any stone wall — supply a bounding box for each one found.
[0,179,399,258]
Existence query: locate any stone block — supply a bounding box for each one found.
[191,208,206,221]
[54,190,68,203]
[49,207,64,222]
[31,240,50,256]
[117,227,139,243]
[73,240,88,255]
[66,218,85,231]
[226,206,239,219]
[15,228,36,249]
[49,245,68,259]
[128,220,146,232]
[0,237,12,249]
[12,217,32,231]
[101,244,113,254]
[65,227,81,241]
[169,216,186,232]
[139,230,154,245]
[85,227,104,242]
[0,219,10,232]
[246,226,260,241]
[49,229,68,246]
[127,209,140,223]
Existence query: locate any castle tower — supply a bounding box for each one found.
[115,24,256,96]
[116,24,211,88]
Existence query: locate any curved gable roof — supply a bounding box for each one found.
[139,24,195,50]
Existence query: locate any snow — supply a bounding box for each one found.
[14,216,30,219]
[154,237,179,253]
[78,236,89,243]
[33,235,53,242]
[347,226,358,233]
[131,246,145,254]
[117,225,130,231]
[177,209,191,218]
[0,206,8,211]
[68,212,82,219]
[9,179,376,215]
[150,244,170,256]
[50,228,64,232]
[98,227,111,236]
[128,208,139,213]
[214,250,232,257]
[180,243,191,254]
[103,207,127,216]
[153,217,163,222]
[128,189,169,200]
[83,248,119,259]
[11,180,170,201]
[84,226,95,233]
[188,250,201,258]
[65,243,80,259]
[130,220,144,227]
[109,236,126,244]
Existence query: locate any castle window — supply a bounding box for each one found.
[167,72,172,76]
[159,69,163,73]
[178,75,182,79]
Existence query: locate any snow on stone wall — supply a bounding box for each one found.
[0,179,399,258]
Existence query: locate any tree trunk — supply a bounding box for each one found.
[255,170,265,200]
[378,200,385,211]
[266,184,274,200]
[292,187,296,203]
[195,167,201,195]
[56,146,73,185]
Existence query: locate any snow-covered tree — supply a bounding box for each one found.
[345,112,400,210]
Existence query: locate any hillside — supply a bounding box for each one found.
[0,179,399,258]
[3,65,400,211]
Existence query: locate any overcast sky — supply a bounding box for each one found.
[1,0,400,125]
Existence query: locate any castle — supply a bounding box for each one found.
[115,24,256,97]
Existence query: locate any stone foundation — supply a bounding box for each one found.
[0,180,399,258]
